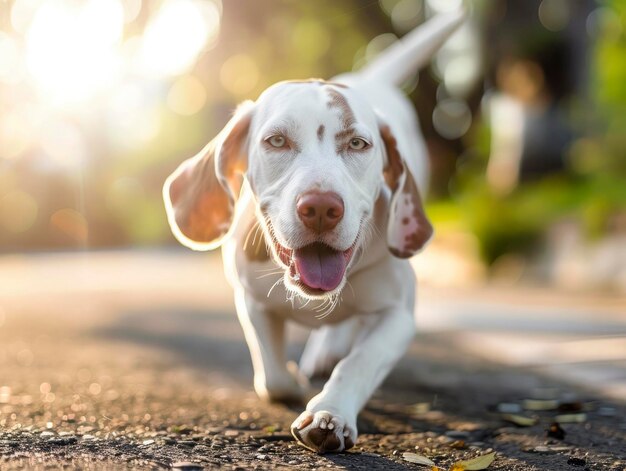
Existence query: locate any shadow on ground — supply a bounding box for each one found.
[81,304,626,470]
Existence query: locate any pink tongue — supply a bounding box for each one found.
[294,243,347,291]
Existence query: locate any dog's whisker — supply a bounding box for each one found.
[315,293,340,319]
[242,221,258,252]
[266,277,283,298]
[345,280,356,298]
[252,219,265,245]
[256,270,284,279]
[314,299,329,313]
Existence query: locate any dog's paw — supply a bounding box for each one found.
[255,361,308,404]
[290,410,357,453]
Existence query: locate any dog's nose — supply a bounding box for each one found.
[296,191,344,233]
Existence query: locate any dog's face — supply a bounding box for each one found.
[245,82,383,297]
[163,80,432,301]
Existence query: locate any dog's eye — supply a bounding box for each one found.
[348,138,369,151]
[266,135,287,148]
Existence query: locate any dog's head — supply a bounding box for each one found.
[164,81,432,299]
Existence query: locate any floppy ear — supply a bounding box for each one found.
[380,124,433,258]
[163,101,254,251]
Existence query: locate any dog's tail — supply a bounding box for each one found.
[359,9,466,87]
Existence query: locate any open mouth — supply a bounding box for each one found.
[274,240,355,295]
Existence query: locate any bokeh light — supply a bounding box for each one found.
[139,0,220,78]
[40,119,88,170]
[167,75,208,116]
[219,54,260,97]
[292,20,331,63]
[121,0,142,24]
[0,113,33,160]
[538,0,570,32]
[0,190,39,234]
[50,208,89,244]
[391,0,423,33]
[104,81,162,150]
[425,0,463,14]
[432,98,472,139]
[586,7,622,40]
[0,32,23,84]
[25,0,125,106]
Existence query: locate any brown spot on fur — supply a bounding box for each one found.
[284,79,348,88]
[242,219,270,262]
[333,127,357,152]
[326,88,355,130]
[317,124,325,141]
[334,128,356,140]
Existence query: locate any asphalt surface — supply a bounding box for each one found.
[0,250,625,470]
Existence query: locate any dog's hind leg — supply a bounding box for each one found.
[235,289,307,403]
[299,317,360,379]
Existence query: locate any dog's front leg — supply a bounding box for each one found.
[290,309,415,453]
[234,288,306,402]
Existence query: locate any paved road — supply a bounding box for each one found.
[0,250,624,470]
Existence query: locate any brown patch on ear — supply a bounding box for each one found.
[380,124,433,258]
[387,169,433,258]
[217,113,251,206]
[164,104,253,250]
[168,145,233,245]
[381,125,403,191]
[242,219,270,262]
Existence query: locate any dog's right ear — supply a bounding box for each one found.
[163,101,254,251]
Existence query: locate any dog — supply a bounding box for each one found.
[163,10,465,453]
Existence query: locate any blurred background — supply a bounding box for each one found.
[0,3,625,457]
[1,0,625,293]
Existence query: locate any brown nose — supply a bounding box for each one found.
[296,191,344,233]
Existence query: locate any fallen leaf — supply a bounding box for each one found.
[496,402,522,414]
[533,445,552,453]
[450,452,496,470]
[402,452,436,466]
[413,402,432,414]
[554,413,586,423]
[523,399,559,411]
[501,414,537,427]
[449,439,467,449]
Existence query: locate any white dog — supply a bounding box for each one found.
[164,10,464,453]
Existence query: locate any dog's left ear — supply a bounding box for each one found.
[380,124,433,258]
[163,101,254,251]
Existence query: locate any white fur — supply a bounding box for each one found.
[168,10,465,453]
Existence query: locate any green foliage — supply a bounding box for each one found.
[453,174,626,264]
[447,0,626,264]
